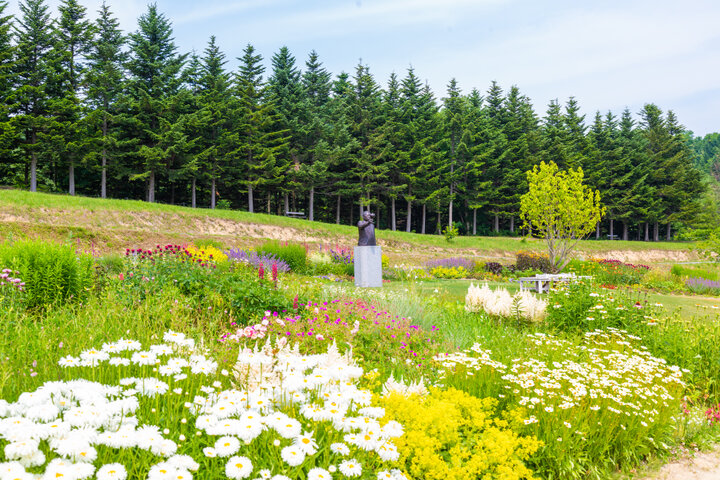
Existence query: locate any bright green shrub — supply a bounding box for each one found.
[429,266,468,279]
[0,240,94,310]
[379,388,541,480]
[256,240,307,273]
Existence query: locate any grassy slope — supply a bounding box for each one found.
[0,189,695,259]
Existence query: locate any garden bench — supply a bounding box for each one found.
[517,273,592,293]
[607,234,618,240]
[285,211,306,219]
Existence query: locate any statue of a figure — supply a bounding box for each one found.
[357,211,376,246]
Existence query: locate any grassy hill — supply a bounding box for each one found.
[0,189,696,264]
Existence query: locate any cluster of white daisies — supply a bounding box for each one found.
[0,331,409,480]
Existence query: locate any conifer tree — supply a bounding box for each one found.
[300,50,332,221]
[0,1,16,177]
[84,1,126,199]
[616,108,650,240]
[195,36,233,209]
[52,0,94,195]
[125,4,186,203]
[10,0,55,192]
[347,62,383,218]
[268,46,303,212]
[464,88,493,234]
[234,43,288,213]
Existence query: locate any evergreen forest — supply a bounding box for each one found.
[0,0,718,240]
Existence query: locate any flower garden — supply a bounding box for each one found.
[1,239,720,479]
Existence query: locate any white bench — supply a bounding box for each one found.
[518,274,592,293]
[285,211,306,219]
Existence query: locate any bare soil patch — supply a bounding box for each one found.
[640,447,720,480]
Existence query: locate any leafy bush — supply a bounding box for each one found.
[257,240,307,272]
[429,265,468,279]
[581,258,650,286]
[0,240,94,310]
[484,262,504,275]
[442,224,459,242]
[379,388,540,480]
[515,251,553,273]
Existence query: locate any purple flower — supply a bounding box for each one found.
[425,257,475,271]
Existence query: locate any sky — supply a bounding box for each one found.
[8,0,720,136]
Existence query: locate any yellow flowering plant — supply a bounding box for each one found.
[378,388,541,480]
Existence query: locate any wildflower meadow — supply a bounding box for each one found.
[1,239,720,479]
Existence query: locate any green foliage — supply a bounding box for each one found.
[117,249,290,323]
[0,240,93,310]
[544,281,654,332]
[429,265,468,279]
[515,251,553,273]
[442,223,459,242]
[521,161,606,272]
[256,240,307,273]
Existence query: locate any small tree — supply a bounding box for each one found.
[520,161,605,272]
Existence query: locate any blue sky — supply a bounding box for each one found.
[9,0,720,135]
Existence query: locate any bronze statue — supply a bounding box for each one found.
[357,211,376,246]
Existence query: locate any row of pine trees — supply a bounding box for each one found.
[0,1,707,239]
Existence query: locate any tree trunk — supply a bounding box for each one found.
[284,193,289,214]
[610,218,614,239]
[359,199,363,219]
[644,222,649,242]
[211,177,216,209]
[69,161,75,195]
[350,205,353,226]
[147,170,155,203]
[309,187,314,221]
[267,192,271,214]
[191,178,196,208]
[421,204,426,234]
[623,222,628,241]
[406,200,413,233]
[30,152,37,192]
[248,182,254,213]
[473,209,477,235]
[666,223,672,241]
[653,222,659,242]
[595,222,600,239]
[101,149,107,199]
[335,195,341,224]
[448,198,453,227]
[493,213,499,233]
[391,198,396,231]
[437,210,441,234]
[510,216,515,233]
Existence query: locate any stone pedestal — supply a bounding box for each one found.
[354,246,382,288]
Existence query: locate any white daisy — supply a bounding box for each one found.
[214,436,241,457]
[225,455,253,479]
[96,463,128,480]
[280,445,305,467]
[307,467,332,480]
[338,459,362,477]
